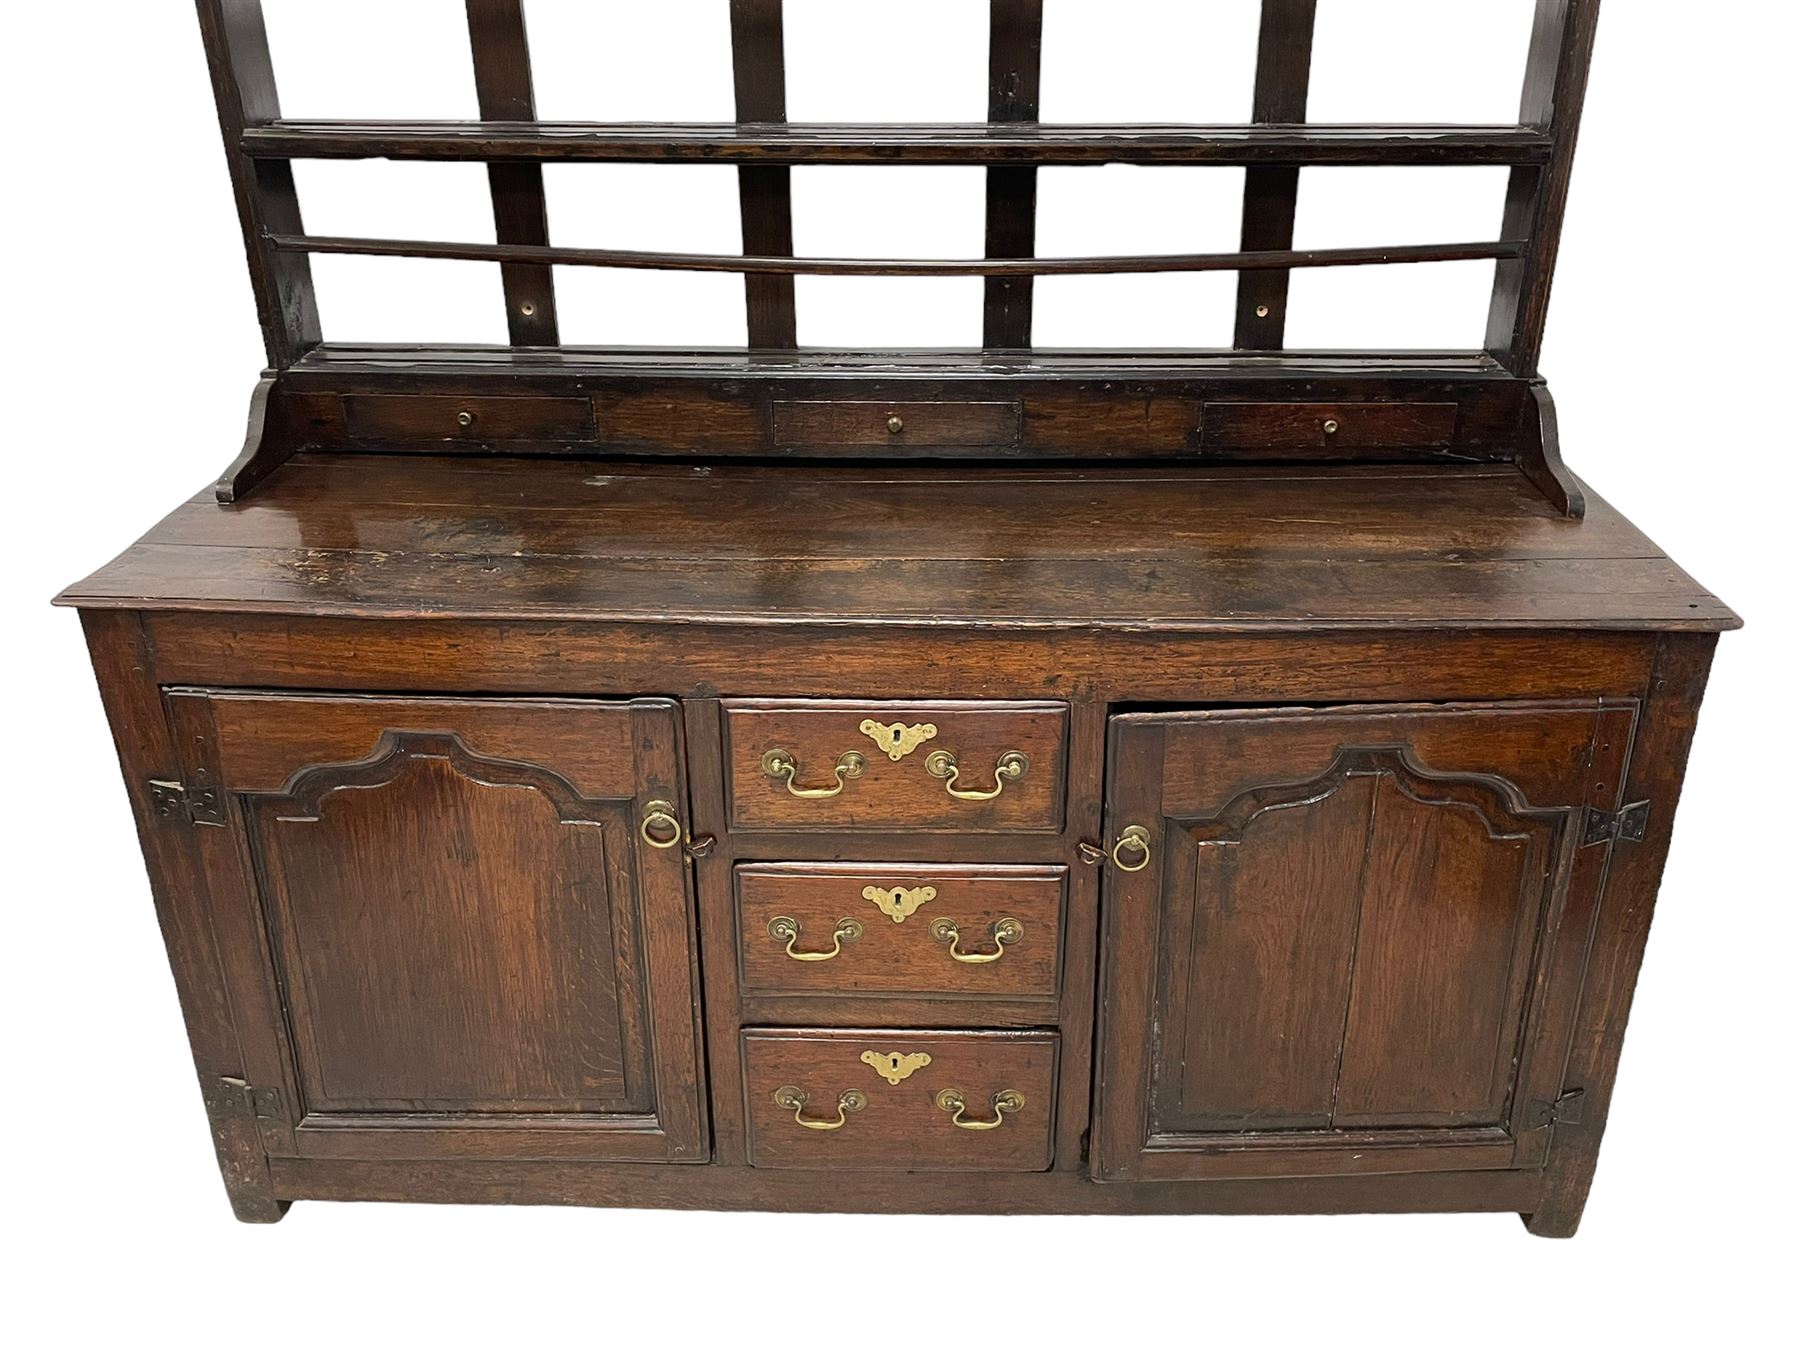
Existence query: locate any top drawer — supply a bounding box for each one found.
[772,400,1022,449]
[1200,401,1458,451]
[723,700,1068,833]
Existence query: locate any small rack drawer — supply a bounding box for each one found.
[737,863,1065,1001]
[343,394,597,443]
[772,400,1022,449]
[743,1029,1058,1171]
[723,700,1068,833]
[1201,401,1458,451]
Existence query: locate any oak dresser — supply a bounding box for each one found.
[59,1,1737,1237]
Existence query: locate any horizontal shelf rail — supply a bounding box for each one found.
[243,120,1553,166]
[265,233,1523,277]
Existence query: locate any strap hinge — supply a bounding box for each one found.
[148,779,226,827]
[1582,799,1650,848]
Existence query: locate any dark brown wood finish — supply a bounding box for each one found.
[62,2,1732,1235]
[1487,0,1603,375]
[157,691,710,1162]
[1235,0,1318,349]
[1095,702,1634,1182]
[984,0,1045,349]
[741,1029,1058,1171]
[243,120,1556,166]
[729,0,797,349]
[195,0,319,368]
[466,0,558,347]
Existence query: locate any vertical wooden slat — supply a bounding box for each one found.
[730,0,797,349]
[1233,0,1318,350]
[1486,0,1603,376]
[195,0,322,368]
[467,0,559,346]
[983,0,1045,350]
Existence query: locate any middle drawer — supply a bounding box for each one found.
[737,862,1066,1002]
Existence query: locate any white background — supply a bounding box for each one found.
[3,3,1796,1344]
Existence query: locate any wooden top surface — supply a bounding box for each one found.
[57,456,1738,633]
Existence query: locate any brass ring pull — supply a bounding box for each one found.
[1112,825,1152,872]
[929,916,1024,964]
[762,748,868,799]
[923,749,1029,802]
[935,1088,1025,1131]
[768,915,863,962]
[774,1086,866,1131]
[639,800,683,850]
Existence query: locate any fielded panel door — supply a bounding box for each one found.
[163,691,708,1163]
[1094,702,1636,1182]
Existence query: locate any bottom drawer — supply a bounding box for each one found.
[742,1028,1058,1171]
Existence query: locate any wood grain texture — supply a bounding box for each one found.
[741,1029,1058,1171]
[270,1156,1545,1216]
[79,612,289,1222]
[162,690,710,1163]
[736,863,1064,1003]
[1095,702,1633,1182]
[56,457,1738,632]
[722,700,1068,833]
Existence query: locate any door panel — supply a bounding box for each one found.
[1094,702,1635,1182]
[166,692,708,1163]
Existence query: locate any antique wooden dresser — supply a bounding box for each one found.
[59,1,1736,1236]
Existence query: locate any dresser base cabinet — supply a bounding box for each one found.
[72,592,1722,1237]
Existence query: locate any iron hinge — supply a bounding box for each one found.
[148,779,226,827]
[218,1077,292,1152]
[1582,800,1650,848]
[1532,1089,1588,1129]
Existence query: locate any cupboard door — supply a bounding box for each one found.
[1094,702,1635,1182]
[165,692,707,1163]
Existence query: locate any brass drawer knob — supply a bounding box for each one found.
[768,915,863,962]
[935,1088,1025,1131]
[924,749,1029,802]
[929,916,1023,964]
[762,747,868,799]
[1322,418,1340,435]
[887,414,905,435]
[775,1086,866,1131]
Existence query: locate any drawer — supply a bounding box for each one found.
[737,863,1065,1002]
[771,400,1022,449]
[723,700,1068,833]
[344,394,596,443]
[1200,401,1458,451]
[742,1029,1058,1171]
